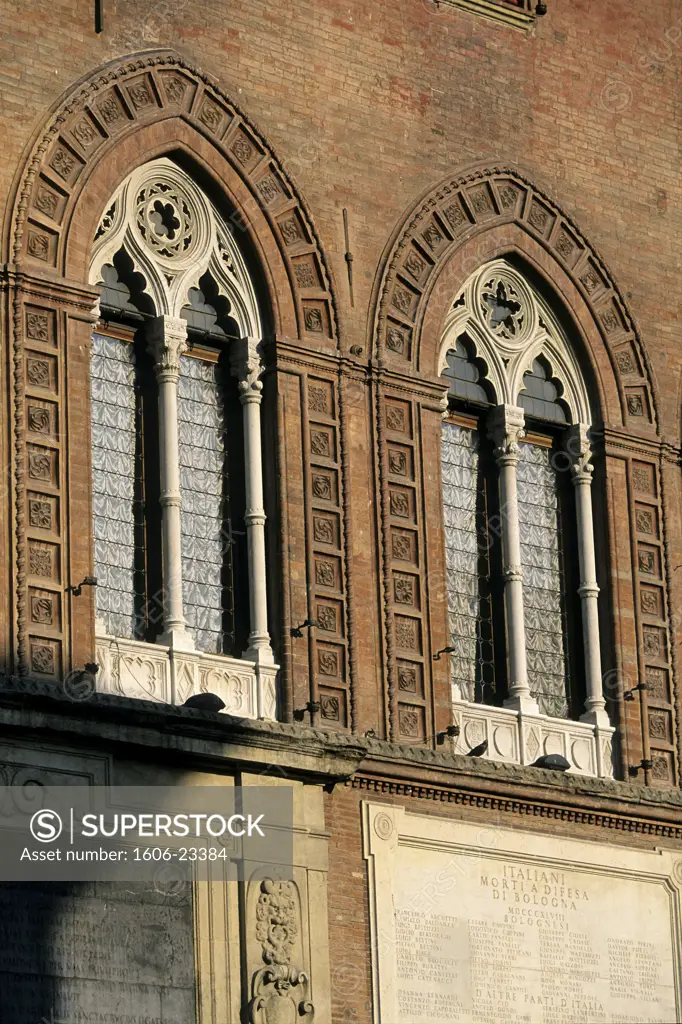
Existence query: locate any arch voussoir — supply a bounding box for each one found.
[372,167,657,435]
[8,49,338,346]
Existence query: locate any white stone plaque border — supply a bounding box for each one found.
[362,801,682,1024]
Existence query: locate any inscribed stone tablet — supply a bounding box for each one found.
[363,804,681,1024]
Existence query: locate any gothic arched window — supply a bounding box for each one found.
[89,159,276,714]
[439,260,613,775]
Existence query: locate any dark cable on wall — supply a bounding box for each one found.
[343,208,354,308]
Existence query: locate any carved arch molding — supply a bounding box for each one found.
[373,167,658,434]
[370,168,679,786]
[7,49,338,341]
[3,50,339,682]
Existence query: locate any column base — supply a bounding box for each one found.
[580,705,611,729]
[504,692,540,715]
[242,643,274,667]
[157,627,195,652]
[242,626,274,667]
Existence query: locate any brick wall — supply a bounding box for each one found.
[1,0,680,387]
[2,2,680,729]
[2,6,682,1014]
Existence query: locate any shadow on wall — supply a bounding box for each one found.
[0,881,196,1024]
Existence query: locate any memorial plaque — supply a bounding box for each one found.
[0,881,196,1024]
[363,803,682,1024]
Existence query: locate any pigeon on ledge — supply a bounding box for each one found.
[182,693,226,712]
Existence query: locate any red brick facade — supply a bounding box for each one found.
[1,2,682,1020]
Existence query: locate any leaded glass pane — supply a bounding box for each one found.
[178,356,229,654]
[517,442,570,717]
[442,421,497,703]
[442,338,492,406]
[91,334,139,638]
[519,359,567,424]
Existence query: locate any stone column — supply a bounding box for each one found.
[488,405,538,714]
[566,425,609,727]
[147,316,194,651]
[231,339,274,666]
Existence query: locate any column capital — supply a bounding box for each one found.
[565,423,594,483]
[487,405,525,466]
[230,336,264,400]
[90,296,102,327]
[147,316,188,379]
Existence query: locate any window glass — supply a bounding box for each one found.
[178,355,231,654]
[517,441,571,717]
[442,419,504,705]
[91,334,140,638]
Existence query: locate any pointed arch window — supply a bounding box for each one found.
[439,259,613,774]
[89,158,276,711]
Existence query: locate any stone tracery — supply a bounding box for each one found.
[90,157,262,338]
[439,258,592,422]
[90,157,276,715]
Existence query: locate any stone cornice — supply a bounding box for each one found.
[1,263,99,313]
[598,424,681,460]
[0,678,368,782]
[268,344,448,406]
[3,678,681,829]
[356,738,682,828]
[267,339,459,409]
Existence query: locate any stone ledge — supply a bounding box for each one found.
[0,676,368,782]
[360,737,682,814]
[96,633,278,720]
[435,0,536,30]
[1,676,680,818]
[451,699,615,778]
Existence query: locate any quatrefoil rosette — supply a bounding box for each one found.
[439,258,591,424]
[90,157,261,339]
[134,176,201,264]
[470,262,538,351]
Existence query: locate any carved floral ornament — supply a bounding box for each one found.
[438,258,592,423]
[375,167,657,432]
[250,878,314,1024]
[89,157,262,338]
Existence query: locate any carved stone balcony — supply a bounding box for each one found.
[452,699,615,778]
[95,633,278,720]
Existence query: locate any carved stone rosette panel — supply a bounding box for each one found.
[377,387,431,743]
[304,375,351,728]
[628,457,678,785]
[10,277,97,677]
[374,167,657,433]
